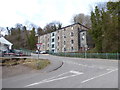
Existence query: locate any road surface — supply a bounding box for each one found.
[2,54,118,88]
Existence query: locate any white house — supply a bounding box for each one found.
[0,36,13,51]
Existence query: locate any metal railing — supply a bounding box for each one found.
[49,52,120,60]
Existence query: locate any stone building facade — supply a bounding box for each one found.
[38,23,91,53]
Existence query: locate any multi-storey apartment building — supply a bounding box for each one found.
[38,23,92,53]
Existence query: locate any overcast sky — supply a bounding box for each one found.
[0,0,112,29]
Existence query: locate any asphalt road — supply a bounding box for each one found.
[2,54,118,88]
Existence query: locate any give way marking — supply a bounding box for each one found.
[25,70,83,87]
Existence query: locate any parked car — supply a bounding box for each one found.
[35,50,41,54]
[3,49,15,56]
[0,50,4,57]
[15,50,24,56]
[40,51,46,54]
[40,50,49,54]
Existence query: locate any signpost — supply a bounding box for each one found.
[36,43,42,59]
[85,45,88,58]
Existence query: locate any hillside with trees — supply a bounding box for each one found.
[5,24,37,50]
[37,21,62,35]
[90,1,119,53]
[3,21,62,50]
[1,1,119,53]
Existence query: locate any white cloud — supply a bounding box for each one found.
[0,0,111,29]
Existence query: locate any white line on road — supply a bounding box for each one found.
[81,69,118,83]
[25,70,83,87]
[70,71,82,74]
[64,60,116,71]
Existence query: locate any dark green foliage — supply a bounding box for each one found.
[28,27,37,50]
[90,1,119,53]
[5,25,37,50]
[5,21,62,50]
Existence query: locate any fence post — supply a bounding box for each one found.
[117,52,119,60]
[97,53,98,58]
[106,53,108,59]
[90,53,91,58]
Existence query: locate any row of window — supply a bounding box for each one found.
[63,32,74,39]
[57,26,75,33]
[52,38,74,44]
[43,32,74,42]
[51,32,74,43]
[49,39,74,48]
[52,31,74,36]
[42,44,74,51]
[63,40,74,45]
[45,26,81,42]
[51,47,74,51]
[64,47,74,51]
[57,27,80,32]
[47,39,74,48]
[57,32,74,40]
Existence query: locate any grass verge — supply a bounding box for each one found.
[23,58,51,70]
[0,58,51,70]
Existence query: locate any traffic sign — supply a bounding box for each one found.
[36,43,42,50]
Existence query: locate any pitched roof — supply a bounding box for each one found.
[59,23,90,30]
[39,23,89,36]
[0,37,13,45]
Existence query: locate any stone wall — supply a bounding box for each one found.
[38,23,88,52]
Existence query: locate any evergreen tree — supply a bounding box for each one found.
[90,1,119,53]
[28,27,37,50]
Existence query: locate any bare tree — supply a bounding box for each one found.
[72,13,91,28]
[44,21,62,33]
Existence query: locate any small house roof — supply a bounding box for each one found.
[0,37,13,46]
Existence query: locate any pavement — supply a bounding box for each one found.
[1,54,119,88]
[1,54,64,73]
[27,54,64,73]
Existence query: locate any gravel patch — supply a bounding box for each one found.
[2,64,40,79]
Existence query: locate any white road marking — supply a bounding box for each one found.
[106,68,116,71]
[70,71,82,74]
[81,69,118,83]
[64,61,115,71]
[25,70,83,87]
